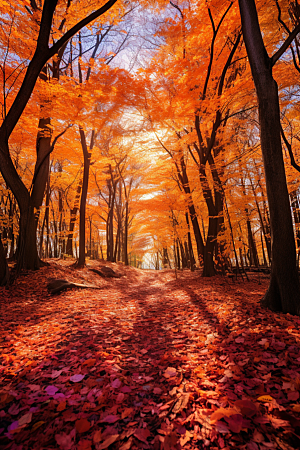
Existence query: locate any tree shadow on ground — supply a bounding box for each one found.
[1,269,300,449]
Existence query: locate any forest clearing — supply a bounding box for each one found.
[1,262,300,450]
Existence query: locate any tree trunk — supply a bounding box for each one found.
[202,216,218,277]
[123,201,129,265]
[77,128,93,267]
[0,236,9,285]
[239,0,300,314]
[185,213,196,269]
[17,202,40,271]
[246,218,259,267]
[66,177,82,256]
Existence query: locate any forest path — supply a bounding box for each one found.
[1,263,300,449]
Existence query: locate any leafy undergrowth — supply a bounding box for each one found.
[1,262,300,450]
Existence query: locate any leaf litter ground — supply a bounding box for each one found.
[1,261,300,450]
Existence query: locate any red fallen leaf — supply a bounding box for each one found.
[77,439,92,450]
[121,408,133,419]
[153,387,162,394]
[215,421,229,434]
[100,414,120,423]
[288,391,299,401]
[55,430,76,450]
[134,428,150,443]
[97,434,119,449]
[18,412,32,426]
[93,429,102,444]
[252,429,264,443]
[111,378,122,389]
[75,418,91,433]
[82,358,96,368]
[57,400,67,411]
[234,400,257,417]
[225,414,243,433]
[8,403,19,415]
[116,392,124,403]
[119,437,133,450]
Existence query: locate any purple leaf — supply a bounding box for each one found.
[70,374,85,383]
[45,385,59,396]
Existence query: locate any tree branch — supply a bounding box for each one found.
[280,124,300,173]
[49,0,118,59]
[31,125,72,187]
[271,22,300,66]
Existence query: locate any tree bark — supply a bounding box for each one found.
[77,128,93,267]
[239,0,300,314]
[0,236,9,286]
[0,0,118,280]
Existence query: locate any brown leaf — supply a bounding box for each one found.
[172,393,190,414]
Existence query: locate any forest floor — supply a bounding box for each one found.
[1,261,300,450]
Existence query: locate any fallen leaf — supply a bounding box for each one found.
[100,414,119,423]
[153,387,162,394]
[45,385,59,396]
[97,434,119,449]
[55,430,76,450]
[93,429,102,444]
[82,358,96,368]
[70,374,85,383]
[121,408,133,419]
[31,421,45,432]
[77,439,92,450]
[163,367,177,378]
[257,395,274,403]
[234,400,257,417]
[18,412,32,427]
[57,400,67,411]
[75,418,91,433]
[134,427,150,443]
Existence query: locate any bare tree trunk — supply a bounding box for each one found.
[239,0,300,314]
[0,237,9,286]
[77,128,93,267]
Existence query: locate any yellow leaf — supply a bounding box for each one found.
[292,404,300,412]
[257,395,274,403]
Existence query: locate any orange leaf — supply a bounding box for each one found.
[82,358,96,368]
[257,395,274,403]
[93,429,102,444]
[57,400,66,412]
[97,434,119,449]
[121,407,133,419]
